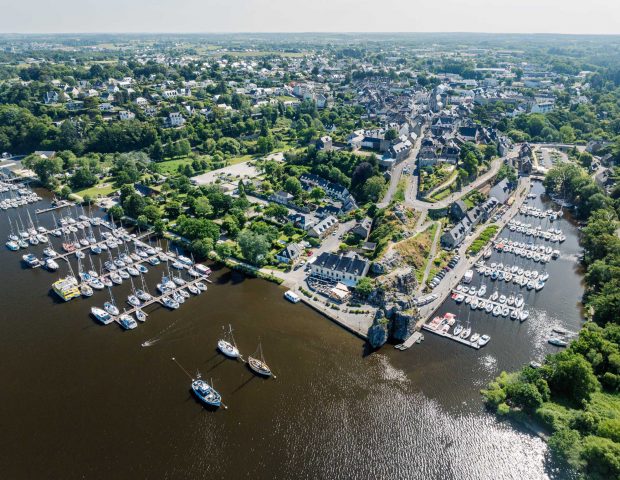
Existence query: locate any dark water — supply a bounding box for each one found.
[0,181,582,479]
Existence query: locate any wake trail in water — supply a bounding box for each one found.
[141,320,194,347]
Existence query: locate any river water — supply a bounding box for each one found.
[0,181,582,479]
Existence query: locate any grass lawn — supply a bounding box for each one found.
[227,154,254,166]
[275,95,299,102]
[156,157,195,175]
[74,180,117,199]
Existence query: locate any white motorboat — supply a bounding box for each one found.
[91,307,114,325]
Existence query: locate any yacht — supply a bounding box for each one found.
[136,289,152,302]
[285,290,301,303]
[52,276,81,301]
[463,270,473,284]
[470,333,481,344]
[91,307,113,325]
[162,296,180,309]
[6,240,20,250]
[453,324,463,336]
[478,335,490,347]
[191,377,222,408]
[248,343,273,377]
[217,324,241,359]
[460,327,471,340]
[104,301,120,316]
[80,284,94,297]
[519,310,530,322]
[187,284,200,295]
[127,294,142,307]
[22,253,40,268]
[119,313,138,330]
[515,294,524,309]
[135,309,147,322]
[195,282,207,292]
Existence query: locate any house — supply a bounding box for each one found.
[449,200,468,222]
[119,110,135,121]
[315,205,341,219]
[517,144,533,175]
[135,97,148,107]
[317,136,333,151]
[310,251,370,287]
[489,178,514,204]
[43,91,59,104]
[33,150,56,159]
[289,213,316,231]
[349,217,372,240]
[458,125,479,142]
[276,243,303,265]
[269,190,294,205]
[441,217,473,250]
[308,215,338,239]
[66,100,83,111]
[389,139,412,161]
[165,112,185,128]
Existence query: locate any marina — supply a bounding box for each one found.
[421,180,575,350]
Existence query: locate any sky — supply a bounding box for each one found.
[1,0,619,35]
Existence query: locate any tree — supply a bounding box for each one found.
[384,128,398,141]
[264,203,289,220]
[151,140,164,161]
[193,196,213,218]
[190,237,214,259]
[238,229,270,265]
[310,187,325,202]
[284,176,302,196]
[165,201,182,219]
[108,205,124,221]
[362,176,386,202]
[549,352,599,404]
[136,215,149,229]
[356,277,374,297]
[153,219,165,235]
[222,215,240,238]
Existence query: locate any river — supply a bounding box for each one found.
[0,180,582,479]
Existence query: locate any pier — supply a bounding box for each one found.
[421,324,481,349]
[35,200,76,215]
[113,274,212,326]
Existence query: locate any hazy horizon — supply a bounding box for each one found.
[2,0,619,35]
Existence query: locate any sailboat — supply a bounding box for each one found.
[217,325,240,359]
[248,343,273,377]
[104,287,120,316]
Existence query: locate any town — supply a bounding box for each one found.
[0,32,619,479]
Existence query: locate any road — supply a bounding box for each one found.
[378,131,424,208]
[405,148,518,211]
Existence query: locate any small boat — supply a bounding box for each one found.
[80,284,94,297]
[6,240,19,251]
[127,294,142,307]
[248,343,273,377]
[191,377,222,408]
[135,309,147,322]
[484,302,493,314]
[453,324,463,336]
[195,282,207,292]
[44,258,60,271]
[22,253,40,268]
[548,337,568,347]
[460,327,471,340]
[91,307,114,325]
[136,289,152,301]
[104,301,119,316]
[118,269,130,279]
[515,294,524,309]
[477,285,487,297]
[136,264,148,274]
[187,284,200,295]
[478,334,490,347]
[470,333,480,343]
[119,313,138,330]
[519,310,529,322]
[162,296,180,309]
[217,324,241,359]
[284,290,300,303]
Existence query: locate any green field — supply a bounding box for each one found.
[157,157,195,175]
[74,180,116,199]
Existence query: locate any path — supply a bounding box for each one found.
[417,221,442,294]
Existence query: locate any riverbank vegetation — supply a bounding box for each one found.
[483,162,620,479]
[468,224,499,255]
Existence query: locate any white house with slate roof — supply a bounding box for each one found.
[310,251,370,287]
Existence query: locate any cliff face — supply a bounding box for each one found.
[366,304,417,348]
